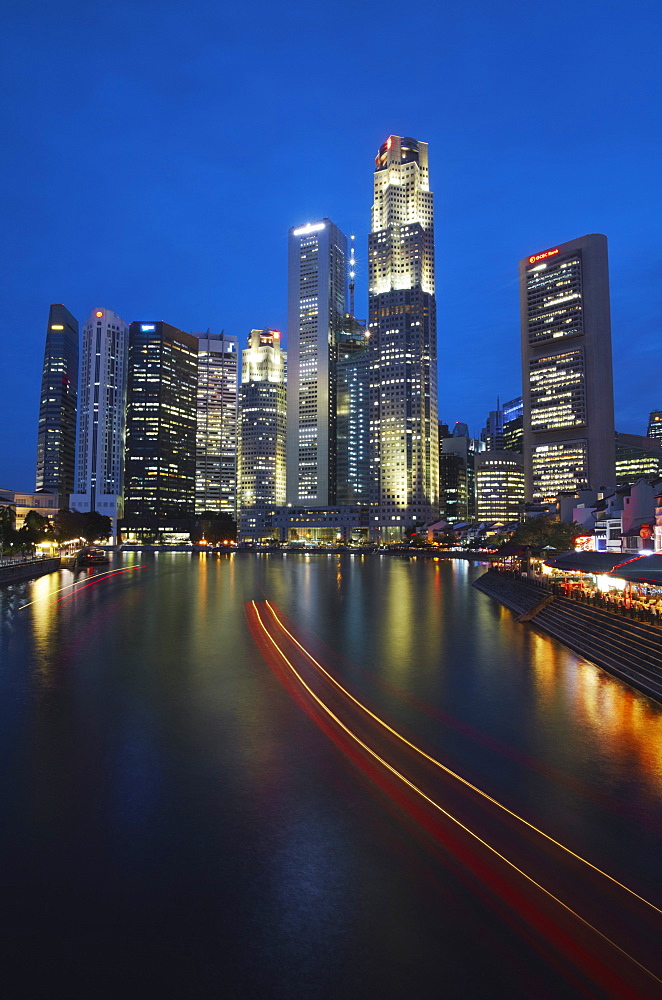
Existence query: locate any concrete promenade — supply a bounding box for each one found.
[474,569,662,704]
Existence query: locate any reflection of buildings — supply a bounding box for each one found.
[123,322,198,534]
[368,135,438,538]
[287,219,347,506]
[195,332,239,515]
[70,308,129,535]
[475,451,525,523]
[238,329,287,521]
[520,235,615,503]
[615,432,662,486]
[36,304,79,498]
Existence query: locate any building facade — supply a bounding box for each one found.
[475,451,525,523]
[336,318,370,506]
[124,322,198,526]
[70,307,129,533]
[519,234,616,504]
[615,432,662,485]
[647,410,662,442]
[287,219,347,506]
[195,332,239,515]
[35,304,79,498]
[439,431,484,522]
[368,135,439,539]
[502,396,524,454]
[238,329,287,519]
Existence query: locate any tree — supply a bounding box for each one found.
[510,515,581,552]
[191,512,236,544]
[0,504,16,552]
[52,509,112,544]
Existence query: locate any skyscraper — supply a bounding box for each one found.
[336,318,370,506]
[238,329,287,515]
[35,304,78,498]
[195,332,239,515]
[70,307,129,533]
[519,234,615,504]
[287,219,347,506]
[368,135,438,539]
[475,451,525,523]
[124,322,198,526]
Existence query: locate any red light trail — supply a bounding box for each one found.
[246,599,662,999]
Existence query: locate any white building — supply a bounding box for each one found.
[195,332,238,516]
[368,136,439,540]
[286,219,347,506]
[238,329,287,516]
[70,307,129,537]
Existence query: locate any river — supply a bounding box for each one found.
[1,553,661,999]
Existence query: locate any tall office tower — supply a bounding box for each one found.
[438,431,484,522]
[35,304,78,498]
[481,403,504,452]
[238,329,287,512]
[519,234,615,504]
[124,322,198,521]
[195,332,239,515]
[336,317,370,505]
[287,219,347,506]
[368,136,438,539]
[502,396,524,453]
[70,308,129,533]
[647,410,662,441]
[475,451,525,523]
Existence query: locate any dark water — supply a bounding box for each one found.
[1,553,661,999]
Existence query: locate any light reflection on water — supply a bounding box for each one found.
[1,552,661,998]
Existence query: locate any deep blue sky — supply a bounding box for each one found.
[2,0,661,488]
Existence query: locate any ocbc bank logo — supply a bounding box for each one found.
[529,248,560,265]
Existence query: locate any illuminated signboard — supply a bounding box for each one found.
[95,310,104,318]
[51,324,64,330]
[140,324,156,332]
[528,247,560,265]
[292,222,325,236]
[273,331,281,340]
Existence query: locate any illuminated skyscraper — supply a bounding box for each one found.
[195,332,239,515]
[35,304,78,498]
[476,451,525,523]
[368,135,438,539]
[70,307,129,533]
[238,329,287,513]
[124,322,198,522]
[336,318,370,506]
[519,234,615,504]
[287,219,347,506]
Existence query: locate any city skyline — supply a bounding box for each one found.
[2,2,662,488]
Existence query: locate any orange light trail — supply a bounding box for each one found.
[249,600,662,993]
[19,565,146,610]
[263,599,661,919]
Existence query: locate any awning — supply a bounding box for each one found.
[491,543,528,558]
[544,551,646,574]
[606,553,662,584]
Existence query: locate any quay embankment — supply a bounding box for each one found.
[474,569,662,703]
[0,557,61,586]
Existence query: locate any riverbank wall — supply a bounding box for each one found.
[0,558,60,586]
[474,570,662,704]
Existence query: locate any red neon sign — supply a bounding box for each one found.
[528,247,560,265]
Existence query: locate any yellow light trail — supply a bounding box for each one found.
[251,601,662,989]
[264,600,662,920]
[18,566,144,610]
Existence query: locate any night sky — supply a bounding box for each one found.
[2,0,661,488]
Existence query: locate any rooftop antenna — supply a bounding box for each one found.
[349,235,356,317]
